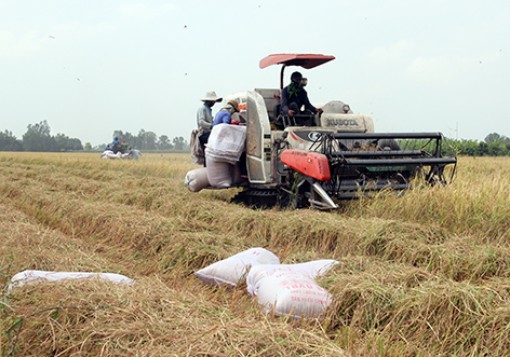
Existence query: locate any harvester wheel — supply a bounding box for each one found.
[278,172,311,209]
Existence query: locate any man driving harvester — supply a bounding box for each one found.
[280,71,322,126]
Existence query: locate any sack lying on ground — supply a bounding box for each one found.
[251,270,333,319]
[7,270,134,293]
[195,247,280,287]
[184,167,210,192]
[246,260,338,319]
[246,259,338,296]
[101,151,122,159]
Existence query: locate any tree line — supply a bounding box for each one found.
[1,121,509,156]
[445,133,510,157]
[0,121,189,152]
[417,133,509,157]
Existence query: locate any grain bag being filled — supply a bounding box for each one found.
[205,123,246,188]
[206,124,246,164]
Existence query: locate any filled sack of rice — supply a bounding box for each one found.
[184,167,210,192]
[250,269,333,319]
[7,270,134,293]
[194,247,280,287]
[246,259,338,296]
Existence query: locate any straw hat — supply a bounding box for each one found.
[227,100,240,112]
[201,91,222,102]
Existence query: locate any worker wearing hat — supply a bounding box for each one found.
[197,91,222,132]
[212,99,240,126]
[196,91,222,164]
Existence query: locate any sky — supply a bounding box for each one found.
[0,0,509,145]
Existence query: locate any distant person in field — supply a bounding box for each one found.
[112,136,121,153]
[280,71,322,126]
[212,100,240,126]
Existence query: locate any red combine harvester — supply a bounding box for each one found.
[190,54,457,209]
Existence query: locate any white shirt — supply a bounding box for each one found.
[196,103,214,131]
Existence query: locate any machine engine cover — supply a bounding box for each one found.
[281,149,331,181]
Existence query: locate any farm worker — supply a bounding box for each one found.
[280,71,322,126]
[112,136,121,153]
[197,91,222,134]
[196,91,222,163]
[212,100,240,126]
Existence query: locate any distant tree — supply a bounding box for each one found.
[84,142,92,151]
[484,132,501,143]
[478,142,488,156]
[54,133,83,151]
[481,133,510,156]
[0,130,23,151]
[157,135,173,150]
[451,139,479,156]
[136,129,157,150]
[22,120,58,152]
[172,136,187,151]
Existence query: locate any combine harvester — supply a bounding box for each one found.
[190,54,457,210]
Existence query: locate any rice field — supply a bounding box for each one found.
[0,151,509,356]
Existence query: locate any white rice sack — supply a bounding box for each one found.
[246,259,339,296]
[207,124,246,158]
[231,162,243,186]
[194,247,280,287]
[101,151,122,159]
[254,270,333,319]
[206,157,233,188]
[184,167,210,192]
[7,270,134,293]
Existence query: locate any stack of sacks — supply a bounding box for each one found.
[205,124,246,188]
[205,124,246,164]
[246,260,338,319]
[7,270,134,293]
[194,248,280,287]
[194,247,338,320]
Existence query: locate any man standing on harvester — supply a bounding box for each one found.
[197,91,222,153]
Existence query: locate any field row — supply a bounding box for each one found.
[1,153,510,356]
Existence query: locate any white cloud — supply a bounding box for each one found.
[404,53,499,85]
[366,40,415,65]
[0,31,43,58]
[118,2,175,19]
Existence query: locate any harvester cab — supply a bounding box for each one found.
[191,54,457,210]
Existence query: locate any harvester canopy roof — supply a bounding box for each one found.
[259,54,336,69]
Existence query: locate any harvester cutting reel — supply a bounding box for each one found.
[277,132,457,210]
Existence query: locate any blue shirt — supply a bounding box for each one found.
[212,109,232,126]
